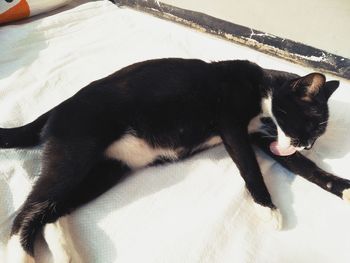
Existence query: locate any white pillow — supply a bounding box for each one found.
[0,0,71,24]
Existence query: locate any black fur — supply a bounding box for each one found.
[2,58,347,256]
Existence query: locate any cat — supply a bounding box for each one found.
[4,58,350,262]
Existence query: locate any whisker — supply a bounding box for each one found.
[325,127,347,131]
[275,106,287,115]
[261,135,277,139]
[291,138,300,146]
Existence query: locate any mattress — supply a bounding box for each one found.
[1,1,350,262]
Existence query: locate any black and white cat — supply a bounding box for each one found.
[5,58,350,262]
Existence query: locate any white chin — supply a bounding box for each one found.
[295,146,305,151]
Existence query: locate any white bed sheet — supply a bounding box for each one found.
[1,1,350,262]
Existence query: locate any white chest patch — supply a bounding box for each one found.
[247,114,264,134]
[248,94,292,148]
[105,135,179,169]
[248,96,272,134]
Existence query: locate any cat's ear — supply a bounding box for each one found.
[291,73,326,101]
[323,80,339,100]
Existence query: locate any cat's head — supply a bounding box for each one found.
[268,72,339,156]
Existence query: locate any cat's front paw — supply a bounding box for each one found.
[270,208,283,230]
[342,188,350,204]
[336,178,350,204]
[254,203,283,230]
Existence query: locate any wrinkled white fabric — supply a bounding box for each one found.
[0,1,350,262]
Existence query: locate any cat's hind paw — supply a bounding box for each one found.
[6,234,35,263]
[342,189,350,204]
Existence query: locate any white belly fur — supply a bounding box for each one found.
[105,135,222,169]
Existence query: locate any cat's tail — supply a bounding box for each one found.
[0,111,51,148]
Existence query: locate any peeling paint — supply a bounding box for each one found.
[114,0,350,79]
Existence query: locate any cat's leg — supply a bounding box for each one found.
[219,123,282,229]
[43,158,130,263]
[9,137,103,261]
[250,133,350,202]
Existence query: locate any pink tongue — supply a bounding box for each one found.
[269,141,296,156]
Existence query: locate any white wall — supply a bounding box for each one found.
[163,0,350,58]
